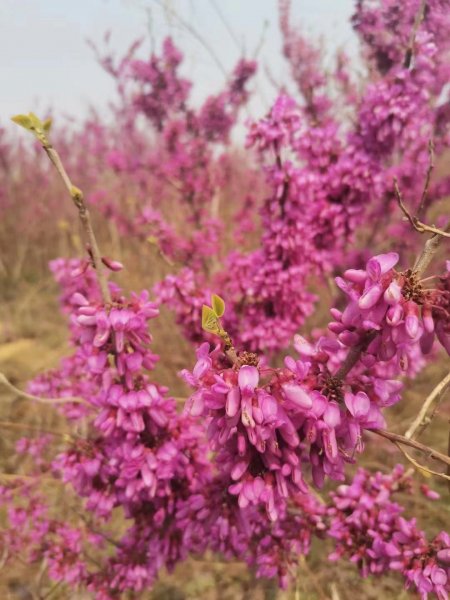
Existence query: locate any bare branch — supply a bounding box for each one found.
[0,372,87,406]
[417,139,435,217]
[43,144,112,304]
[404,370,450,439]
[209,0,242,52]
[394,441,450,481]
[335,331,377,380]
[393,177,450,238]
[151,0,227,78]
[403,0,427,69]
[371,428,450,467]
[0,419,75,441]
[394,184,449,236]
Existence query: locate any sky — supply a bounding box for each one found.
[0,0,358,125]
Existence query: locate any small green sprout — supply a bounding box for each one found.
[202,294,227,337]
[11,113,52,146]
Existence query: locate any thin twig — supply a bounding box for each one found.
[0,373,87,406]
[404,370,450,439]
[335,331,377,380]
[43,144,111,303]
[394,441,450,481]
[371,428,450,467]
[0,472,35,483]
[209,0,242,52]
[413,229,447,275]
[152,0,227,77]
[71,507,122,549]
[394,177,450,238]
[299,555,328,600]
[417,139,435,217]
[447,423,450,488]
[41,581,63,600]
[404,0,427,69]
[0,419,74,441]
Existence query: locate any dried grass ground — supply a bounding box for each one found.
[0,219,449,599]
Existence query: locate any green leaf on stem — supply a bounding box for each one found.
[211,294,225,318]
[11,114,33,130]
[202,305,220,334]
[42,118,52,133]
[11,113,51,145]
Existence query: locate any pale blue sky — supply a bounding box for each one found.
[0,0,357,125]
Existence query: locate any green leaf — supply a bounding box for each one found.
[211,293,225,318]
[11,114,33,130]
[42,118,52,133]
[11,113,51,146]
[202,305,219,334]
[28,112,43,130]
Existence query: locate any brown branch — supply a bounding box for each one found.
[447,423,450,488]
[417,139,435,218]
[152,0,227,77]
[0,373,87,406]
[371,428,450,467]
[393,177,450,239]
[335,331,377,380]
[394,441,450,481]
[403,0,427,69]
[413,230,447,276]
[0,419,75,441]
[42,143,112,304]
[404,370,450,439]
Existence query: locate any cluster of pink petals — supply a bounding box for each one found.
[328,466,450,599]
[2,0,450,597]
[182,324,406,519]
[332,252,450,367]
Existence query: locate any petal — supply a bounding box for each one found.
[372,252,399,274]
[384,280,402,305]
[226,387,240,417]
[345,391,370,419]
[359,284,383,310]
[186,392,204,417]
[231,459,249,481]
[193,357,211,379]
[282,383,312,409]
[343,269,367,283]
[238,365,259,390]
[324,402,341,428]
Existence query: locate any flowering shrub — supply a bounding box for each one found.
[1,0,450,599]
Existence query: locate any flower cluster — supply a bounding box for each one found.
[332,252,450,369]
[2,0,450,598]
[182,320,407,518]
[327,466,450,599]
[25,261,213,595]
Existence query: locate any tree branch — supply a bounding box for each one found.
[394,441,450,481]
[403,0,427,69]
[0,419,75,441]
[394,177,450,239]
[43,144,112,304]
[0,373,87,406]
[335,331,377,380]
[417,139,435,217]
[371,428,450,467]
[404,370,450,439]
